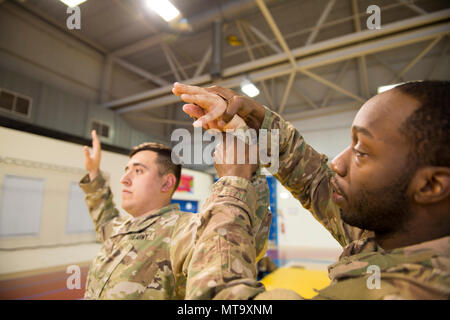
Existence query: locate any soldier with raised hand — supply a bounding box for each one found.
[173,80,450,299]
[80,129,271,299]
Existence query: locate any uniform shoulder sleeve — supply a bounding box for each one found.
[185,176,265,300]
[261,106,365,246]
[169,212,198,297]
[312,275,449,300]
[314,238,450,300]
[79,172,122,242]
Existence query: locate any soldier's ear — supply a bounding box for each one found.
[411,167,450,204]
[161,174,176,193]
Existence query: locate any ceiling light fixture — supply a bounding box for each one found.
[240,79,260,97]
[59,0,87,7]
[146,0,181,22]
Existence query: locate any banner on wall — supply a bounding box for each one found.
[176,174,193,193]
[171,199,198,213]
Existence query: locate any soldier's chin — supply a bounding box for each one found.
[339,208,370,230]
[342,209,393,234]
[121,201,134,214]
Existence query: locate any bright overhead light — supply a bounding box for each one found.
[240,79,260,97]
[146,0,181,22]
[377,83,404,94]
[60,0,87,7]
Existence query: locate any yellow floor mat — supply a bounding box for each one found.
[261,266,330,299]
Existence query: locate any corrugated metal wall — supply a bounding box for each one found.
[0,67,165,149]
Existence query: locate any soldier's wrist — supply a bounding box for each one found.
[80,171,106,193]
[89,170,100,181]
[213,176,257,211]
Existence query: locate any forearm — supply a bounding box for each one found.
[251,173,272,262]
[185,176,265,300]
[79,172,120,242]
[261,107,331,202]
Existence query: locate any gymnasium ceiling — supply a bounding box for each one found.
[9,0,450,142]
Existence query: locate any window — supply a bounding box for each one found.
[90,120,111,139]
[0,89,32,117]
[0,175,44,237]
[66,182,94,234]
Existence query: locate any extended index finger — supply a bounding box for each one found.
[91,130,101,156]
[172,82,208,96]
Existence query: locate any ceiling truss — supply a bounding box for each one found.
[8,0,450,128]
[105,7,449,120]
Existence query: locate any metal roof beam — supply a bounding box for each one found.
[112,57,170,87]
[305,0,336,46]
[391,35,443,82]
[397,0,427,15]
[116,21,449,114]
[351,0,370,98]
[111,34,175,58]
[103,9,450,110]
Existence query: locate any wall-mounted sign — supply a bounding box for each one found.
[171,199,198,213]
[177,174,193,193]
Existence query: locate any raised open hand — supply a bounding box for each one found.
[173,82,266,131]
[83,130,101,181]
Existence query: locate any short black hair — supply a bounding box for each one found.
[130,142,182,193]
[395,80,450,168]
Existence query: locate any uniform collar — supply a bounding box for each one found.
[390,235,450,256]
[110,203,181,238]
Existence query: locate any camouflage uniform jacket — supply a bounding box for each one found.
[79,172,270,300]
[257,106,450,300]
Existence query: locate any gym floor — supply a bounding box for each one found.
[0,264,89,300]
[0,249,332,300]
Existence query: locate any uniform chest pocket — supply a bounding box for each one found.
[100,236,174,299]
[94,242,134,298]
[98,243,162,299]
[116,240,166,287]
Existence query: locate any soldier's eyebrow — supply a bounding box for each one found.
[352,125,374,139]
[124,163,149,172]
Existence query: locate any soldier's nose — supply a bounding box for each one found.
[330,147,349,177]
[120,174,131,186]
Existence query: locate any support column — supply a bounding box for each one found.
[210,20,223,79]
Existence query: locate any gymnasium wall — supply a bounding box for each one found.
[0,3,168,147]
[0,126,213,274]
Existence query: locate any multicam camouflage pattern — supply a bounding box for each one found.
[184,176,268,299]
[317,236,450,299]
[79,171,270,300]
[254,106,450,300]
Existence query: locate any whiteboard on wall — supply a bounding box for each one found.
[0,175,44,237]
[66,182,95,234]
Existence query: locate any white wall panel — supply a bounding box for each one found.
[66,182,94,234]
[0,175,44,237]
